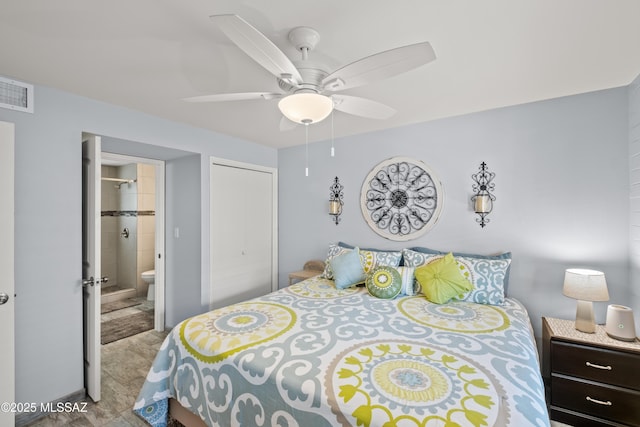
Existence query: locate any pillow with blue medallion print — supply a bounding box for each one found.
[401,248,511,306]
[408,246,512,294]
[337,241,402,275]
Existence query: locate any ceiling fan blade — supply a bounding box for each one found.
[332,95,396,119]
[211,14,303,85]
[183,92,281,103]
[322,42,436,92]
[279,116,298,131]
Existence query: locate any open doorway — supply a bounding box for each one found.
[82,133,166,402]
[83,132,201,402]
[100,152,165,341]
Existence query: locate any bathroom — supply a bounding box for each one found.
[100,161,156,342]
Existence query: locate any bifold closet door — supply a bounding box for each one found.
[210,162,274,309]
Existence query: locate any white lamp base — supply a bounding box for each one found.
[575,300,596,333]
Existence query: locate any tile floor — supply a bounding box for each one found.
[25,326,168,426]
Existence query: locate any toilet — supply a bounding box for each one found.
[142,270,155,301]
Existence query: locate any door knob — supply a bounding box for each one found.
[82,277,109,287]
[0,293,9,305]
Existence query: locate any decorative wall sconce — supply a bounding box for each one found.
[329,176,344,225]
[471,162,495,228]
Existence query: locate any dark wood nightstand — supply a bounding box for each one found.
[542,317,640,427]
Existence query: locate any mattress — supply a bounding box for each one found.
[134,276,549,426]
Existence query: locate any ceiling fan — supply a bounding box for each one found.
[184,14,436,129]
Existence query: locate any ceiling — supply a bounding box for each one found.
[1,1,639,149]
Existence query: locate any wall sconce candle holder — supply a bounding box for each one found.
[329,176,344,225]
[471,162,495,228]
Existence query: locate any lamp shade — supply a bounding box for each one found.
[562,268,609,302]
[278,92,333,124]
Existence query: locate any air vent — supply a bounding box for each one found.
[0,76,33,113]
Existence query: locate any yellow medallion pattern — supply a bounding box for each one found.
[398,296,510,333]
[287,276,360,299]
[180,302,295,363]
[325,340,503,427]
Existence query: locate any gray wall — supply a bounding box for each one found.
[0,85,277,405]
[166,154,202,326]
[630,74,640,323]
[278,87,631,340]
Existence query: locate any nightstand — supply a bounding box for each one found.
[542,317,640,427]
[288,269,320,285]
[288,259,324,285]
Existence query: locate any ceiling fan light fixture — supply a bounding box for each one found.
[278,92,333,124]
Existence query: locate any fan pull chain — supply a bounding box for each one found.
[304,121,309,177]
[330,107,335,157]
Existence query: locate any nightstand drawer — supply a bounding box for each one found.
[551,375,640,426]
[551,341,640,391]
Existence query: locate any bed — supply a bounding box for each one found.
[134,256,550,427]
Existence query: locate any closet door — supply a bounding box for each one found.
[210,159,277,309]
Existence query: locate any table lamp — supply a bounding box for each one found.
[562,268,609,333]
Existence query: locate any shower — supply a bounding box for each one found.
[100,163,155,302]
[102,177,136,190]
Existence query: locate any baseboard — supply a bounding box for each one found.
[15,389,86,427]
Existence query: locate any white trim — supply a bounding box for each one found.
[102,152,166,332]
[0,121,15,426]
[210,157,278,309]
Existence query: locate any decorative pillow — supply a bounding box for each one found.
[359,249,402,274]
[408,246,512,293]
[330,248,366,289]
[454,256,510,305]
[415,253,474,304]
[337,242,402,273]
[404,248,511,305]
[366,266,402,299]
[402,248,435,269]
[322,244,351,279]
[397,266,418,295]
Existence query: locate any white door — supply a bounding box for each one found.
[0,121,15,427]
[210,159,277,309]
[82,134,102,402]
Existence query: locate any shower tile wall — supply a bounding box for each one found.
[136,163,155,297]
[117,164,138,292]
[101,165,119,288]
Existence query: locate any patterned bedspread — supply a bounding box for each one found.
[134,276,550,426]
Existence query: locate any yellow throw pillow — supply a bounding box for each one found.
[415,253,474,304]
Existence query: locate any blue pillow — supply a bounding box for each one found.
[330,248,366,289]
